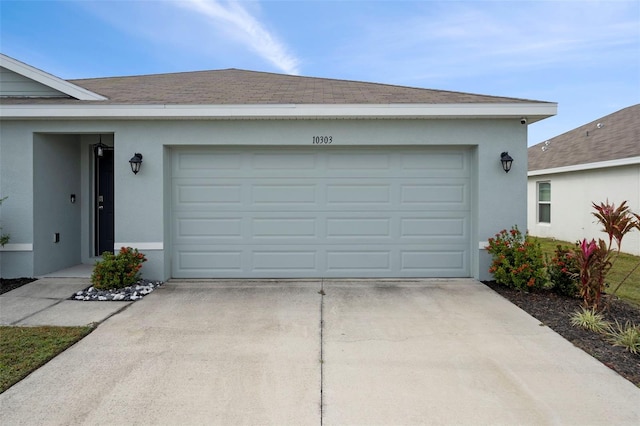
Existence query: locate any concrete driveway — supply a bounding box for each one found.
[1,279,639,425]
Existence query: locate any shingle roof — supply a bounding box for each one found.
[1,68,547,105]
[528,104,640,171]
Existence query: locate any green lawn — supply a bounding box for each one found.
[0,326,94,393]
[533,237,640,307]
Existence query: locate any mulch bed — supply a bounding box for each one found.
[0,277,37,295]
[483,281,639,387]
[2,277,638,386]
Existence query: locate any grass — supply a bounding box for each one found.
[534,237,640,307]
[0,325,94,393]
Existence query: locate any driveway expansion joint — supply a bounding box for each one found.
[9,299,65,325]
[320,278,325,426]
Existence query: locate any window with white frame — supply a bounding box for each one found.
[537,182,551,223]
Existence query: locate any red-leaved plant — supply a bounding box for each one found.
[576,200,640,309]
[574,238,611,309]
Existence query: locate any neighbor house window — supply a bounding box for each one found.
[538,182,551,223]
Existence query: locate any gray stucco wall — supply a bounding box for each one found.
[0,118,528,281]
[33,134,82,275]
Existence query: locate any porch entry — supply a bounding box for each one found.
[95,148,114,256]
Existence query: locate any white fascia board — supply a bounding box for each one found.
[0,102,557,120]
[528,156,640,177]
[0,54,107,101]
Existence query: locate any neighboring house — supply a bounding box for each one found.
[0,53,556,281]
[528,104,640,255]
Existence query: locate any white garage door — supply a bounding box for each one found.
[171,147,471,278]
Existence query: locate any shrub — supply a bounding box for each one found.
[570,308,611,333]
[547,244,580,297]
[574,238,611,310]
[91,247,147,290]
[486,226,546,291]
[607,321,640,354]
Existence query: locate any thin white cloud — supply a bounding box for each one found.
[175,0,300,75]
[333,1,639,85]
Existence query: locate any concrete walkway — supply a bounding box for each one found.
[0,277,131,326]
[1,279,639,425]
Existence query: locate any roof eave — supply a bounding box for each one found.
[528,155,640,176]
[0,102,557,120]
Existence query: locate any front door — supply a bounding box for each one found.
[95,149,114,256]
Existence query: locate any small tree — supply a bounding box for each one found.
[0,197,9,247]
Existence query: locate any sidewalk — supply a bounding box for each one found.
[0,277,131,326]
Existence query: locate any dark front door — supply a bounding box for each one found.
[95,149,114,256]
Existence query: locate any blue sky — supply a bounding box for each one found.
[1,0,638,145]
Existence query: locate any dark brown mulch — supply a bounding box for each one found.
[0,277,37,295]
[483,281,640,387]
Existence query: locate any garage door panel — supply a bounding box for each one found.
[400,152,469,175]
[177,250,243,273]
[174,182,243,206]
[251,184,318,204]
[327,152,391,170]
[401,249,467,273]
[400,217,467,239]
[252,251,317,271]
[171,147,472,278]
[252,218,317,239]
[326,184,391,204]
[326,250,391,272]
[326,218,391,238]
[400,182,468,207]
[177,217,243,238]
[174,152,242,174]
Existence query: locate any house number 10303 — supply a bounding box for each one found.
[312,136,332,144]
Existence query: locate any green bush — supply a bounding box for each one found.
[570,308,611,333]
[486,226,546,291]
[607,320,640,354]
[547,244,580,297]
[91,247,147,290]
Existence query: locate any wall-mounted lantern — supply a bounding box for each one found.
[500,152,513,173]
[129,153,143,175]
[94,135,107,157]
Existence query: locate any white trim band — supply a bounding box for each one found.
[114,242,164,251]
[0,243,33,251]
[528,156,640,176]
[1,102,557,122]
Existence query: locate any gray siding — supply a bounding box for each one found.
[0,67,67,98]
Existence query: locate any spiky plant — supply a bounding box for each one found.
[607,321,640,355]
[570,308,611,333]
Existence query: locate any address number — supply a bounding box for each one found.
[312,136,332,144]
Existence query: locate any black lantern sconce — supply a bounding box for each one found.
[500,152,514,173]
[94,135,107,158]
[129,153,143,175]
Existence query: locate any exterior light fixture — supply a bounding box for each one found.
[95,135,107,157]
[129,153,143,175]
[500,152,513,173]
